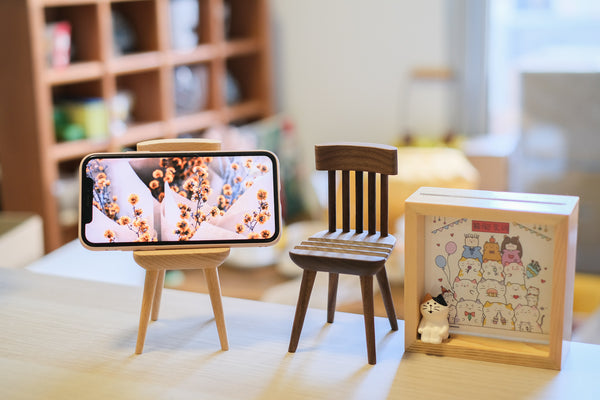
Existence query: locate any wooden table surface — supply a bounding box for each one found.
[1,268,599,400]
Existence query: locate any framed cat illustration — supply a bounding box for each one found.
[404,187,579,370]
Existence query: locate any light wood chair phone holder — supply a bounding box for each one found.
[133,139,230,354]
[288,143,399,365]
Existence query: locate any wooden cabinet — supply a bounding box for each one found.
[0,0,273,252]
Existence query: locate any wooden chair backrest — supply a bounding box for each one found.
[314,143,398,237]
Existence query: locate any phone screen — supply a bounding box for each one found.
[80,150,281,249]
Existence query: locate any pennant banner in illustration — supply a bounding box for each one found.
[431,218,468,234]
[512,222,552,241]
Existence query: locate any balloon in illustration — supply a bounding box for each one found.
[435,255,446,268]
[445,241,457,255]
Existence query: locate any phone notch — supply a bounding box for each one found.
[81,176,94,225]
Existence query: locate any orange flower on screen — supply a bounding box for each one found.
[117,216,131,225]
[176,220,189,230]
[257,212,269,224]
[128,194,139,205]
[257,189,267,201]
[137,233,152,242]
[105,203,119,218]
[173,158,183,169]
[104,230,116,242]
[183,178,197,191]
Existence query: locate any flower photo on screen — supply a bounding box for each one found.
[84,154,278,244]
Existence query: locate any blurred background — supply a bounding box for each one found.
[1,0,599,340]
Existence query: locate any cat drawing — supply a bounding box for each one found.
[501,235,523,265]
[441,286,457,324]
[456,300,483,326]
[477,279,507,304]
[505,282,528,308]
[482,260,504,281]
[504,262,526,285]
[458,257,483,282]
[482,302,515,330]
[483,236,502,263]
[514,304,544,333]
[453,278,478,302]
[462,233,483,263]
[526,286,540,307]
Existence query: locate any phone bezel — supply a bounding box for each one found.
[79,150,282,250]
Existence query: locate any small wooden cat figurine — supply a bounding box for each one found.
[418,293,450,344]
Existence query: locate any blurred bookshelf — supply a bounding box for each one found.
[0,0,273,251]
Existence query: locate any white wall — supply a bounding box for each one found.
[269,0,452,168]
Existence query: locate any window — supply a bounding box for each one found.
[487,0,600,134]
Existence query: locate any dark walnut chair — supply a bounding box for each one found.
[288,142,399,365]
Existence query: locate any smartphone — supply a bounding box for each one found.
[79,150,281,250]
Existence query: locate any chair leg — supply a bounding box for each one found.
[288,269,317,353]
[136,270,159,354]
[360,275,376,365]
[151,270,166,321]
[327,272,339,323]
[376,267,398,331]
[203,267,229,351]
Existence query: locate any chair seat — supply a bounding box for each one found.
[289,229,396,276]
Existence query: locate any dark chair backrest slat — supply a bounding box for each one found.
[380,174,389,237]
[355,171,364,234]
[368,172,377,235]
[328,170,336,232]
[342,170,350,232]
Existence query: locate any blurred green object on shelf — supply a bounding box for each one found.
[53,107,84,142]
[54,98,108,141]
[61,124,86,141]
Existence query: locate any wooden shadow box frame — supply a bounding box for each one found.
[404,187,579,370]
